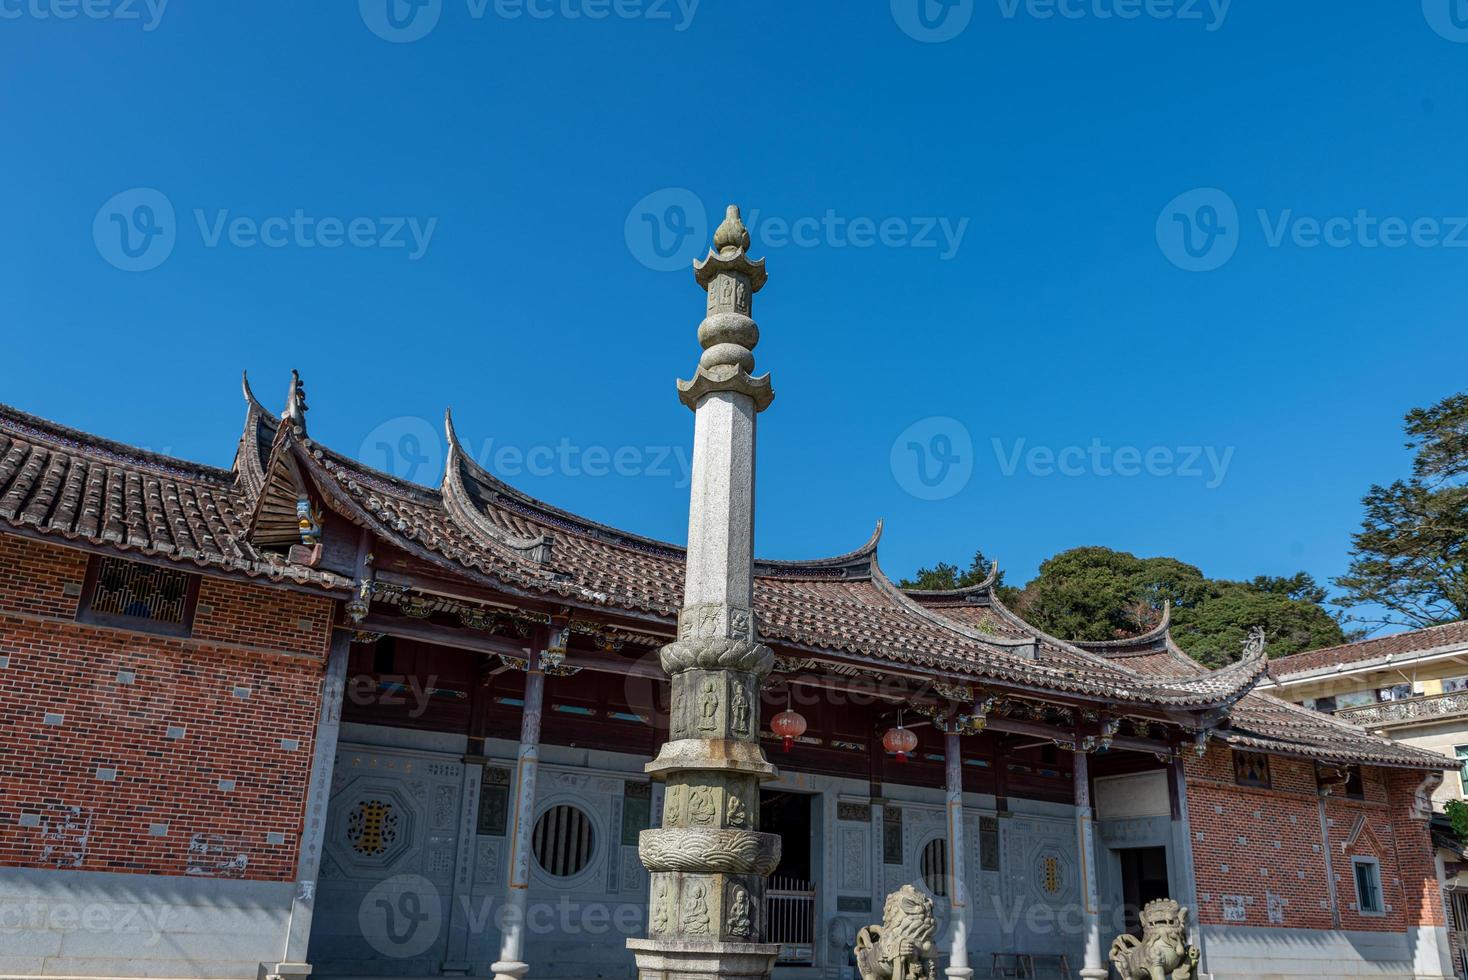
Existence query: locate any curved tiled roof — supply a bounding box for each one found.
[0,402,349,591]
[1268,620,1468,680]
[237,405,1260,710]
[0,390,1344,722]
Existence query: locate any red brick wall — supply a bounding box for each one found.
[1186,744,1441,932]
[0,535,335,882]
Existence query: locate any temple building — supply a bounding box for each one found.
[0,211,1459,980]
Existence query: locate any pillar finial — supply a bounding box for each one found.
[679,203,773,412]
[713,204,751,254]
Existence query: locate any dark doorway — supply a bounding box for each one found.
[759,790,812,881]
[1117,846,1170,936]
[760,790,815,963]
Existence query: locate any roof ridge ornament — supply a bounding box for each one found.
[283,369,308,433]
[680,204,774,412]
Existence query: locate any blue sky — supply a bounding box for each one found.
[4,1,1466,623]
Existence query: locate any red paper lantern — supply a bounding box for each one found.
[883,724,919,763]
[771,708,807,753]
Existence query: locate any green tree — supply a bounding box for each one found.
[1171,579,1347,669]
[899,550,1003,592]
[1012,546,1346,666]
[1016,547,1209,642]
[1334,390,1468,631]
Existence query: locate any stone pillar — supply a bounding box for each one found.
[492,642,546,980]
[262,630,351,980]
[1167,756,1207,977]
[1074,751,1107,980]
[943,730,972,980]
[628,206,781,980]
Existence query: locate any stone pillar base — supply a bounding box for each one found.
[627,938,780,980]
[942,968,973,980]
[491,959,529,980]
[1078,969,1109,980]
[258,963,312,980]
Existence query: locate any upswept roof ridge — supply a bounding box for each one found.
[0,401,347,591]
[0,385,1306,715]
[906,577,1449,770]
[904,577,1269,707]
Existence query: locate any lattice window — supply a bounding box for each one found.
[347,799,399,856]
[1039,854,1063,896]
[78,556,198,636]
[477,767,510,836]
[622,781,651,846]
[533,804,595,877]
[883,806,904,865]
[979,816,1000,872]
[920,838,948,897]
[1234,750,1272,788]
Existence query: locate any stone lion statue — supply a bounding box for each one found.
[854,885,938,980]
[1109,898,1200,980]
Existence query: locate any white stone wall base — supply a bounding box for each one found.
[1199,924,1456,978]
[627,938,779,980]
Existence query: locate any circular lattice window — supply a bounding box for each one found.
[920,838,949,897]
[533,804,596,877]
[347,799,400,856]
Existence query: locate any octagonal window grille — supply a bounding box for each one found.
[347,799,400,856]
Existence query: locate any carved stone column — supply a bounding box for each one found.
[1074,751,1107,980]
[627,207,781,980]
[492,636,547,980]
[942,729,972,980]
